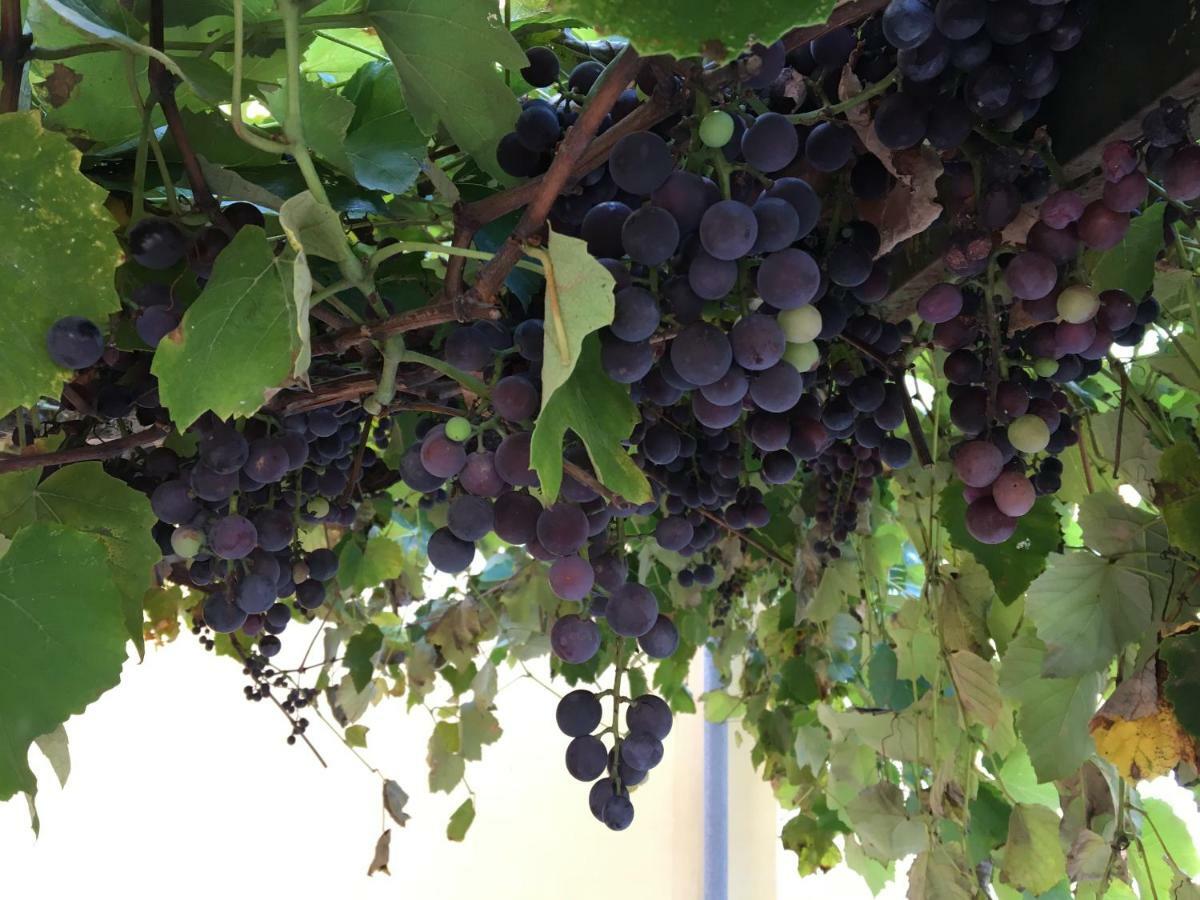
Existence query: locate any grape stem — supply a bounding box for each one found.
[369,241,545,276]
[610,640,626,792]
[524,247,571,365]
[228,637,329,768]
[0,424,170,474]
[147,0,228,229]
[1106,354,1174,446]
[123,54,181,220]
[787,68,899,125]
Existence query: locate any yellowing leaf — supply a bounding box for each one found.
[1000,803,1066,896]
[948,650,1002,729]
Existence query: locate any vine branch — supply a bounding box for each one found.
[0,0,27,114]
[0,424,170,474]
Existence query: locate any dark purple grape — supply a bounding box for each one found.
[743,40,785,89]
[641,422,682,465]
[495,431,538,487]
[607,583,658,637]
[427,527,475,573]
[765,178,821,238]
[537,503,589,556]
[1078,201,1130,250]
[515,103,561,152]
[749,198,802,260]
[600,334,655,384]
[936,0,986,38]
[581,201,632,258]
[626,694,672,739]
[136,306,179,347]
[203,592,247,634]
[244,438,289,484]
[898,32,949,81]
[883,0,935,49]
[444,325,492,371]
[741,112,799,173]
[493,491,541,544]
[621,206,680,267]
[556,689,602,737]
[492,375,539,421]
[730,314,785,371]
[965,496,1017,544]
[873,93,929,150]
[651,171,716,234]
[497,132,544,178]
[128,217,187,269]
[749,362,802,413]
[567,60,604,93]
[611,287,661,342]
[756,249,821,309]
[447,495,494,542]
[917,283,963,323]
[46,316,105,369]
[950,31,992,71]
[810,26,857,68]
[966,62,1015,117]
[566,735,608,781]
[151,480,198,524]
[687,251,738,300]
[521,46,560,88]
[927,97,971,150]
[699,200,758,261]
[549,555,594,601]
[699,365,749,406]
[638,615,679,659]
[608,132,673,195]
[670,322,732,386]
[828,242,874,288]
[804,122,854,172]
[551,614,600,663]
[1102,171,1149,213]
[421,426,467,479]
[1165,145,1200,202]
[210,514,257,560]
[621,731,664,771]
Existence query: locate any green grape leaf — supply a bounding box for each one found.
[1086,203,1167,298]
[1025,553,1152,677]
[345,724,369,747]
[459,700,502,761]
[366,0,526,182]
[530,334,651,505]
[152,226,299,428]
[32,54,151,149]
[1154,444,1200,558]
[948,650,1002,729]
[446,798,475,842]
[345,625,383,693]
[1000,803,1067,896]
[843,782,928,862]
[538,226,616,409]
[340,60,426,195]
[907,845,977,900]
[999,631,1101,782]
[164,109,279,169]
[0,461,158,658]
[554,0,835,60]
[427,720,464,793]
[966,783,1012,866]
[0,523,128,801]
[939,485,1061,605]
[777,656,820,704]
[0,112,122,417]
[264,79,355,172]
[1148,332,1200,395]
[33,726,70,789]
[338,536,407,594]
[781,812,842,874]
[1077,491,1158,556]
[1161,629,1200,740]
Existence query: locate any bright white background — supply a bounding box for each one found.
[1,630,1196,900]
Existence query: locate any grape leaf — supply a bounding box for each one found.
[0,112,122,417]
[999,631,1101,782]
[337,536,407,594]
[1000,804,1066,896]
[0,523,128,801]
[264,79,355,172]
[152,226,299,428]
[366,0,526,183]
[843,782,928,862]
[538,226,617,409]
[340,60,426,195]
[1129,798,1200,899]
[1077,490,1157,557]
[1086,203,1167,298]
[906,845,976,900]
[0,461,158,658]
[939,485,1061,605]
[1161,629,1200,740]
[345,724,369,747]
[529,335,652,505]
[446,798,475,842]
[555,0,835,60]
[427,720,464,793]
[1154,444,1200,558]
[1025,553,1152,677]
[33,726,70,789]
[382,779,410,826]
[948,650,1002,729]
[344,625,383,693]
[31,53,150,149]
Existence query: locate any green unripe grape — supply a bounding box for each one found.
[1008,413,1051,454]
[699,110,735,148]
[783,341,820,372]
[306,496,330,518]
[1057,284,1100,324]
[293,561,310,583]
[1033,358,1059,377]
[445,416,472,442]
[171,525,204,559]
[778,306,823,344]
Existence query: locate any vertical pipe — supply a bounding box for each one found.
[703,648,728,900]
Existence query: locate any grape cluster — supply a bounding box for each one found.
[555,688,674,831]
[919,107,1190,542]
